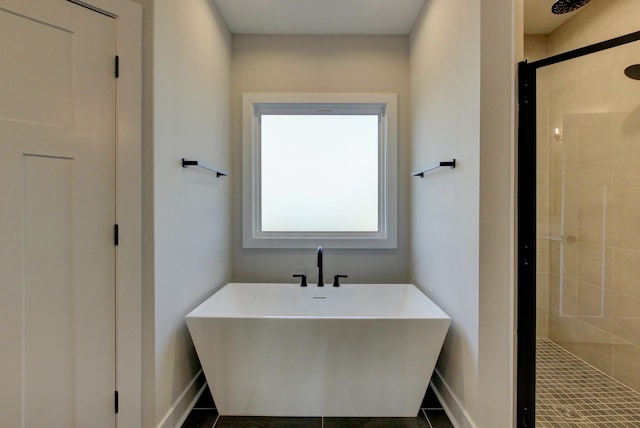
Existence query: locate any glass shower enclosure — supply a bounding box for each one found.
[518,30,640,428]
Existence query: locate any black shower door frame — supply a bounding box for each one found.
[516,29,640,428]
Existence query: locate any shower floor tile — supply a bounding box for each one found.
[536,338,640,427]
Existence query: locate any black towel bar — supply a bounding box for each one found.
[182,158,228,177]
[412,159,456,178]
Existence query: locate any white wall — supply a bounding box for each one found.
[150,1,232,426]
[409,0,481,425]
[477,0,516,426]
[230,35,411,284]
[410,0,515,426]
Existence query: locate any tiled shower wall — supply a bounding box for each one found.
[531,0,640,393]
[529,34,551,339]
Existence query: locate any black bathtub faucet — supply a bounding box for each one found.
[317,246,324,287]
[312,246,347,287]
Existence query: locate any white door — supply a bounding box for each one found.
[0,0,117,426]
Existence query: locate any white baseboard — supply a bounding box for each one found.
[156,370,207,428]
[430,369,478,428]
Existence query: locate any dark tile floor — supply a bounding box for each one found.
[182,385,454,428]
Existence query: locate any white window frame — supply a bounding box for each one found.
[242,93,397,249]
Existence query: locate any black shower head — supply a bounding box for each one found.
[624,65,640,80]
[551,0,591,14]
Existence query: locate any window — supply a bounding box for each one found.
[242,93,397,249]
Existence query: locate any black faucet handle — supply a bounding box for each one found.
[293,274,307,287]
[333,275,348,287]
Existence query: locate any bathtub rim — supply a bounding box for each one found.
[186,282,451,321]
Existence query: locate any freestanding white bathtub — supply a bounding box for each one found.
[186,283,450,417]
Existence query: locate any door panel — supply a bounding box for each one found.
[0,1,117,426]
[0,9,75,127]
[24,155,75,427]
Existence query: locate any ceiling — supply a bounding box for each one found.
[213,0,427,35]
[213,0,583,36]
[524,0,580,34]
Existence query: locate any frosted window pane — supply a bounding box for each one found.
[261,115,379,232]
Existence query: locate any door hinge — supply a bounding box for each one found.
[114,224,119,246]
[115,390,119,414]
[115,55,119,78]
